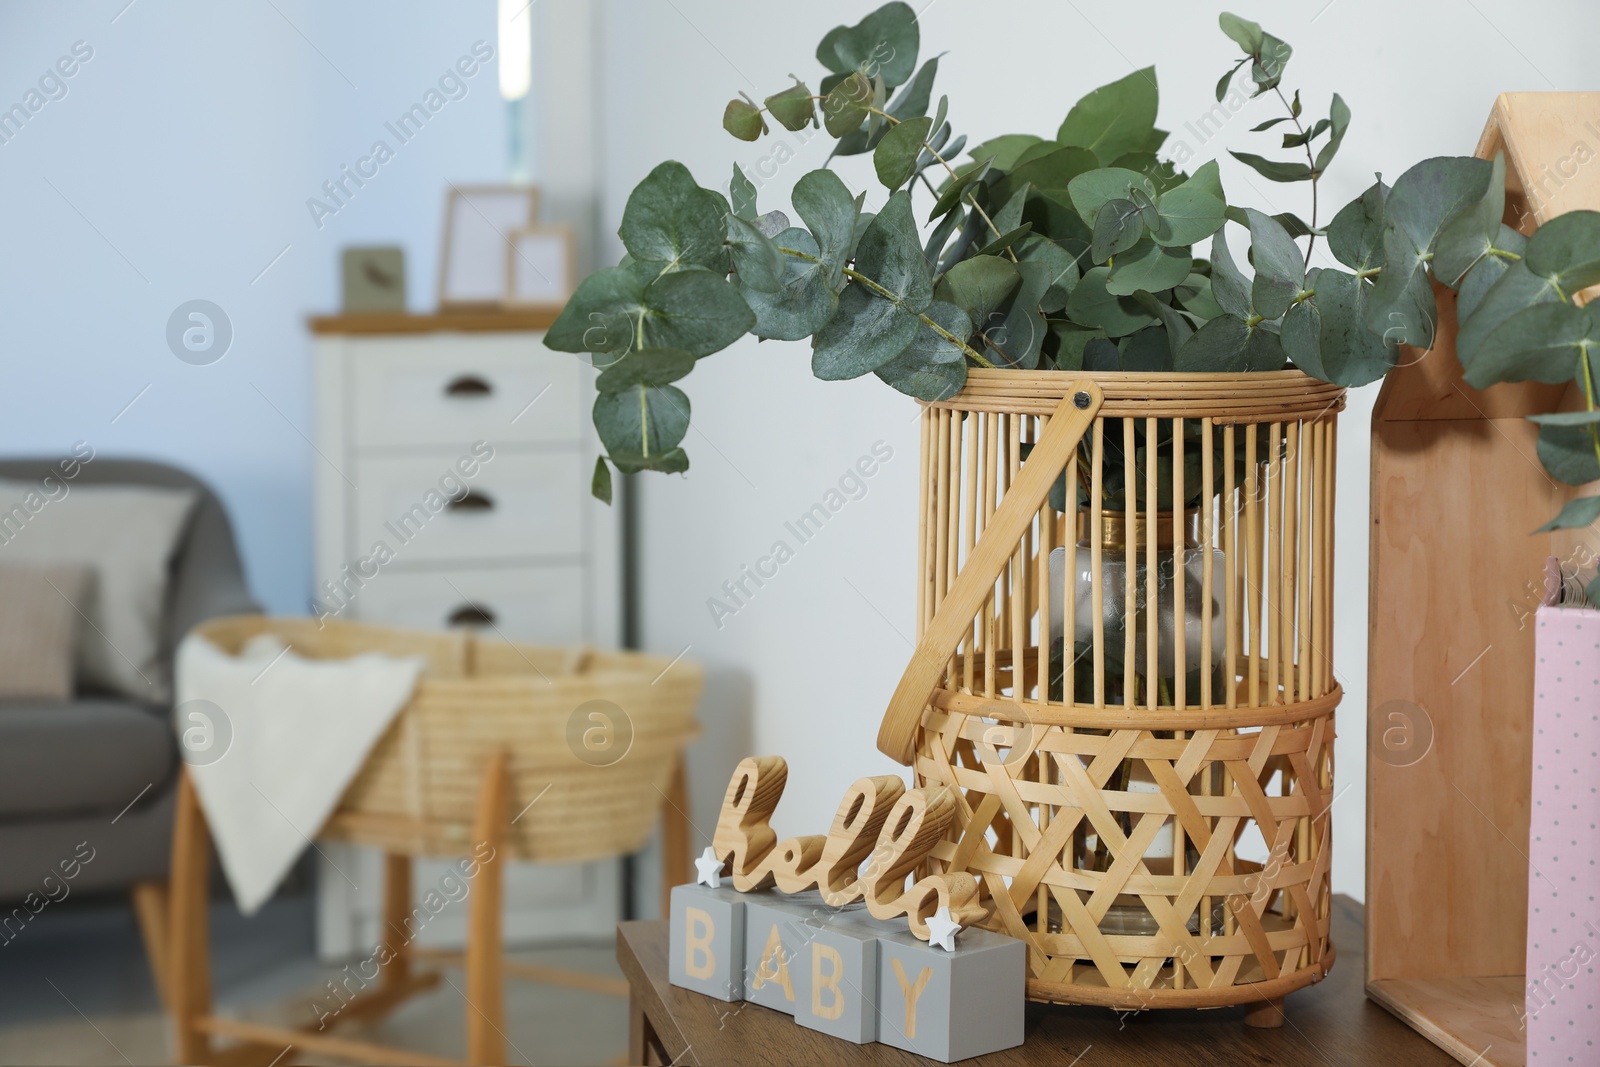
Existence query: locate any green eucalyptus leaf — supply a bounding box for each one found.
[1119,325,1172,371]
[985,261,1052,369]
[1525,209,1600,296]
[1057,67,1160,164]
[1458,226,1527,322]
[1535,422,1600,486]
[1049,323,1107,371]
[723,98,765,141]
[1016,235,1080,311]
[1209,228,1253,319]
[741,228,839,340]
[1250,33,1292,94]
[1092,198,1144,263]
[976,224,1034,258]
[1364,233,1436,348]
[811,190,931,380]
[1067,167,1159,226]
[1175,272,1225,320]
[993,146,1100,207]
[1068,266,1158,337]
[1106,238,1191,296]
[594,347,696,393]
[1536,496,1600,532]
[1282,268,1396,386]
[1327,179,1390,271]
[993,185,1030,234]
[1251,115,1295,133]
[823,71,873,137]
[609,448,688,476]
[726,213,785,293]
[593,381,690,463]
[792,169,863,290]
[1228,151,1313,183]
[1313,93,1350,173]
[765,80,817,132]
[967,133,1043,170]
[815,1,919,88]
[1528,410,1600,426]
[591,456,612,505]
[1108,151,1182,194]
[1083,337,1121,370]
[935,255,1020,325]
[1215,59,1245,103]
[1457,259,1565,368]
[619,161,728,270]
[927,163,989,221]
[1245,207,1305,320]
[1133,291,1196,356]
[875,116,933,189]
[641,269,755,356]
[1175,314,1250,371]
[1385,155,1496,254]
[1434,154,1507,287]
[545,265,646,356]
[1461,301,1594,389]
[874,300,972,400]
[1154,178,1226,247]
[924,205,966,272]
[866,74,887,140]
[1218,12,1265,53]
[730,164,758,220]
[887,56,940,120]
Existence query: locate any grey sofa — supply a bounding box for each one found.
[0,459,257,906]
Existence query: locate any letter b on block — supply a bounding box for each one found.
[668,884,745,1001]
[793,910,878,1044]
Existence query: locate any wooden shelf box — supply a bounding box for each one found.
[1366,92,1600,1067]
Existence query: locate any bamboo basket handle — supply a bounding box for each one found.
[876,383,1104,765]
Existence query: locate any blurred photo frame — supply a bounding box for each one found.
[505,225,575,307]
[437,185,540,309]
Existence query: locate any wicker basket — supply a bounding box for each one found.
[193,616,702,863]
[877,370,1342,1012]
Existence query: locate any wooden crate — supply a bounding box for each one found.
[1366,92,1600,1067]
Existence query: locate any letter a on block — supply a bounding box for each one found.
[684,907,715,980]
[891,957,933,1039]
[812,943,844,1021]
[752,923,794,1002]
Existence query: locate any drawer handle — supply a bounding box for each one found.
[447,604,497,628]
[447,489,495,512]
[444,374,493,397]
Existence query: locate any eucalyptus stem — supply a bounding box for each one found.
[1579,341,1600,473]
[1272,84,1320,259]
[774,243,997,368]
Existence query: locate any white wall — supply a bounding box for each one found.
[594,0,1600,903]
[0,1,506,615]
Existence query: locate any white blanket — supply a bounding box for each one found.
[175,632,424,915]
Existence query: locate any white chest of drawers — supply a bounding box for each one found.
[309,310,622,959]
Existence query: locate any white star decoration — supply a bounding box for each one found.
[694,846,724,888]
[927,906,961,952]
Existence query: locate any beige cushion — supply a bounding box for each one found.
[0,480,196,702]
[0,564,93,700]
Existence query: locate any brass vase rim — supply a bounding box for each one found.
[1076,509,1200,551]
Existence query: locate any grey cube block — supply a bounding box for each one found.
[871,923,1026,1062]
[740,891,829,1016]
[668,883,746,1002]
[790,904,880,1044]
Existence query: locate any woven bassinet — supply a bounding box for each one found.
[194,616,702,863]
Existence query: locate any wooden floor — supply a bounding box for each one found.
[0,893,626,1066]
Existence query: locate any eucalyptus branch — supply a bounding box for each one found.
[1272,84,1320,259]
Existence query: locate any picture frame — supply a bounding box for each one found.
[437,185,540,309]
[340,246,407,313]
[505,224,575,307]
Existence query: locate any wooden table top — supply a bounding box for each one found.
[616,894,1458,1066]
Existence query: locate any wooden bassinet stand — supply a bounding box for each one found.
[146,619,703,1067]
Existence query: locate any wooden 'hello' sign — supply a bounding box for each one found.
[710,756,986,940]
